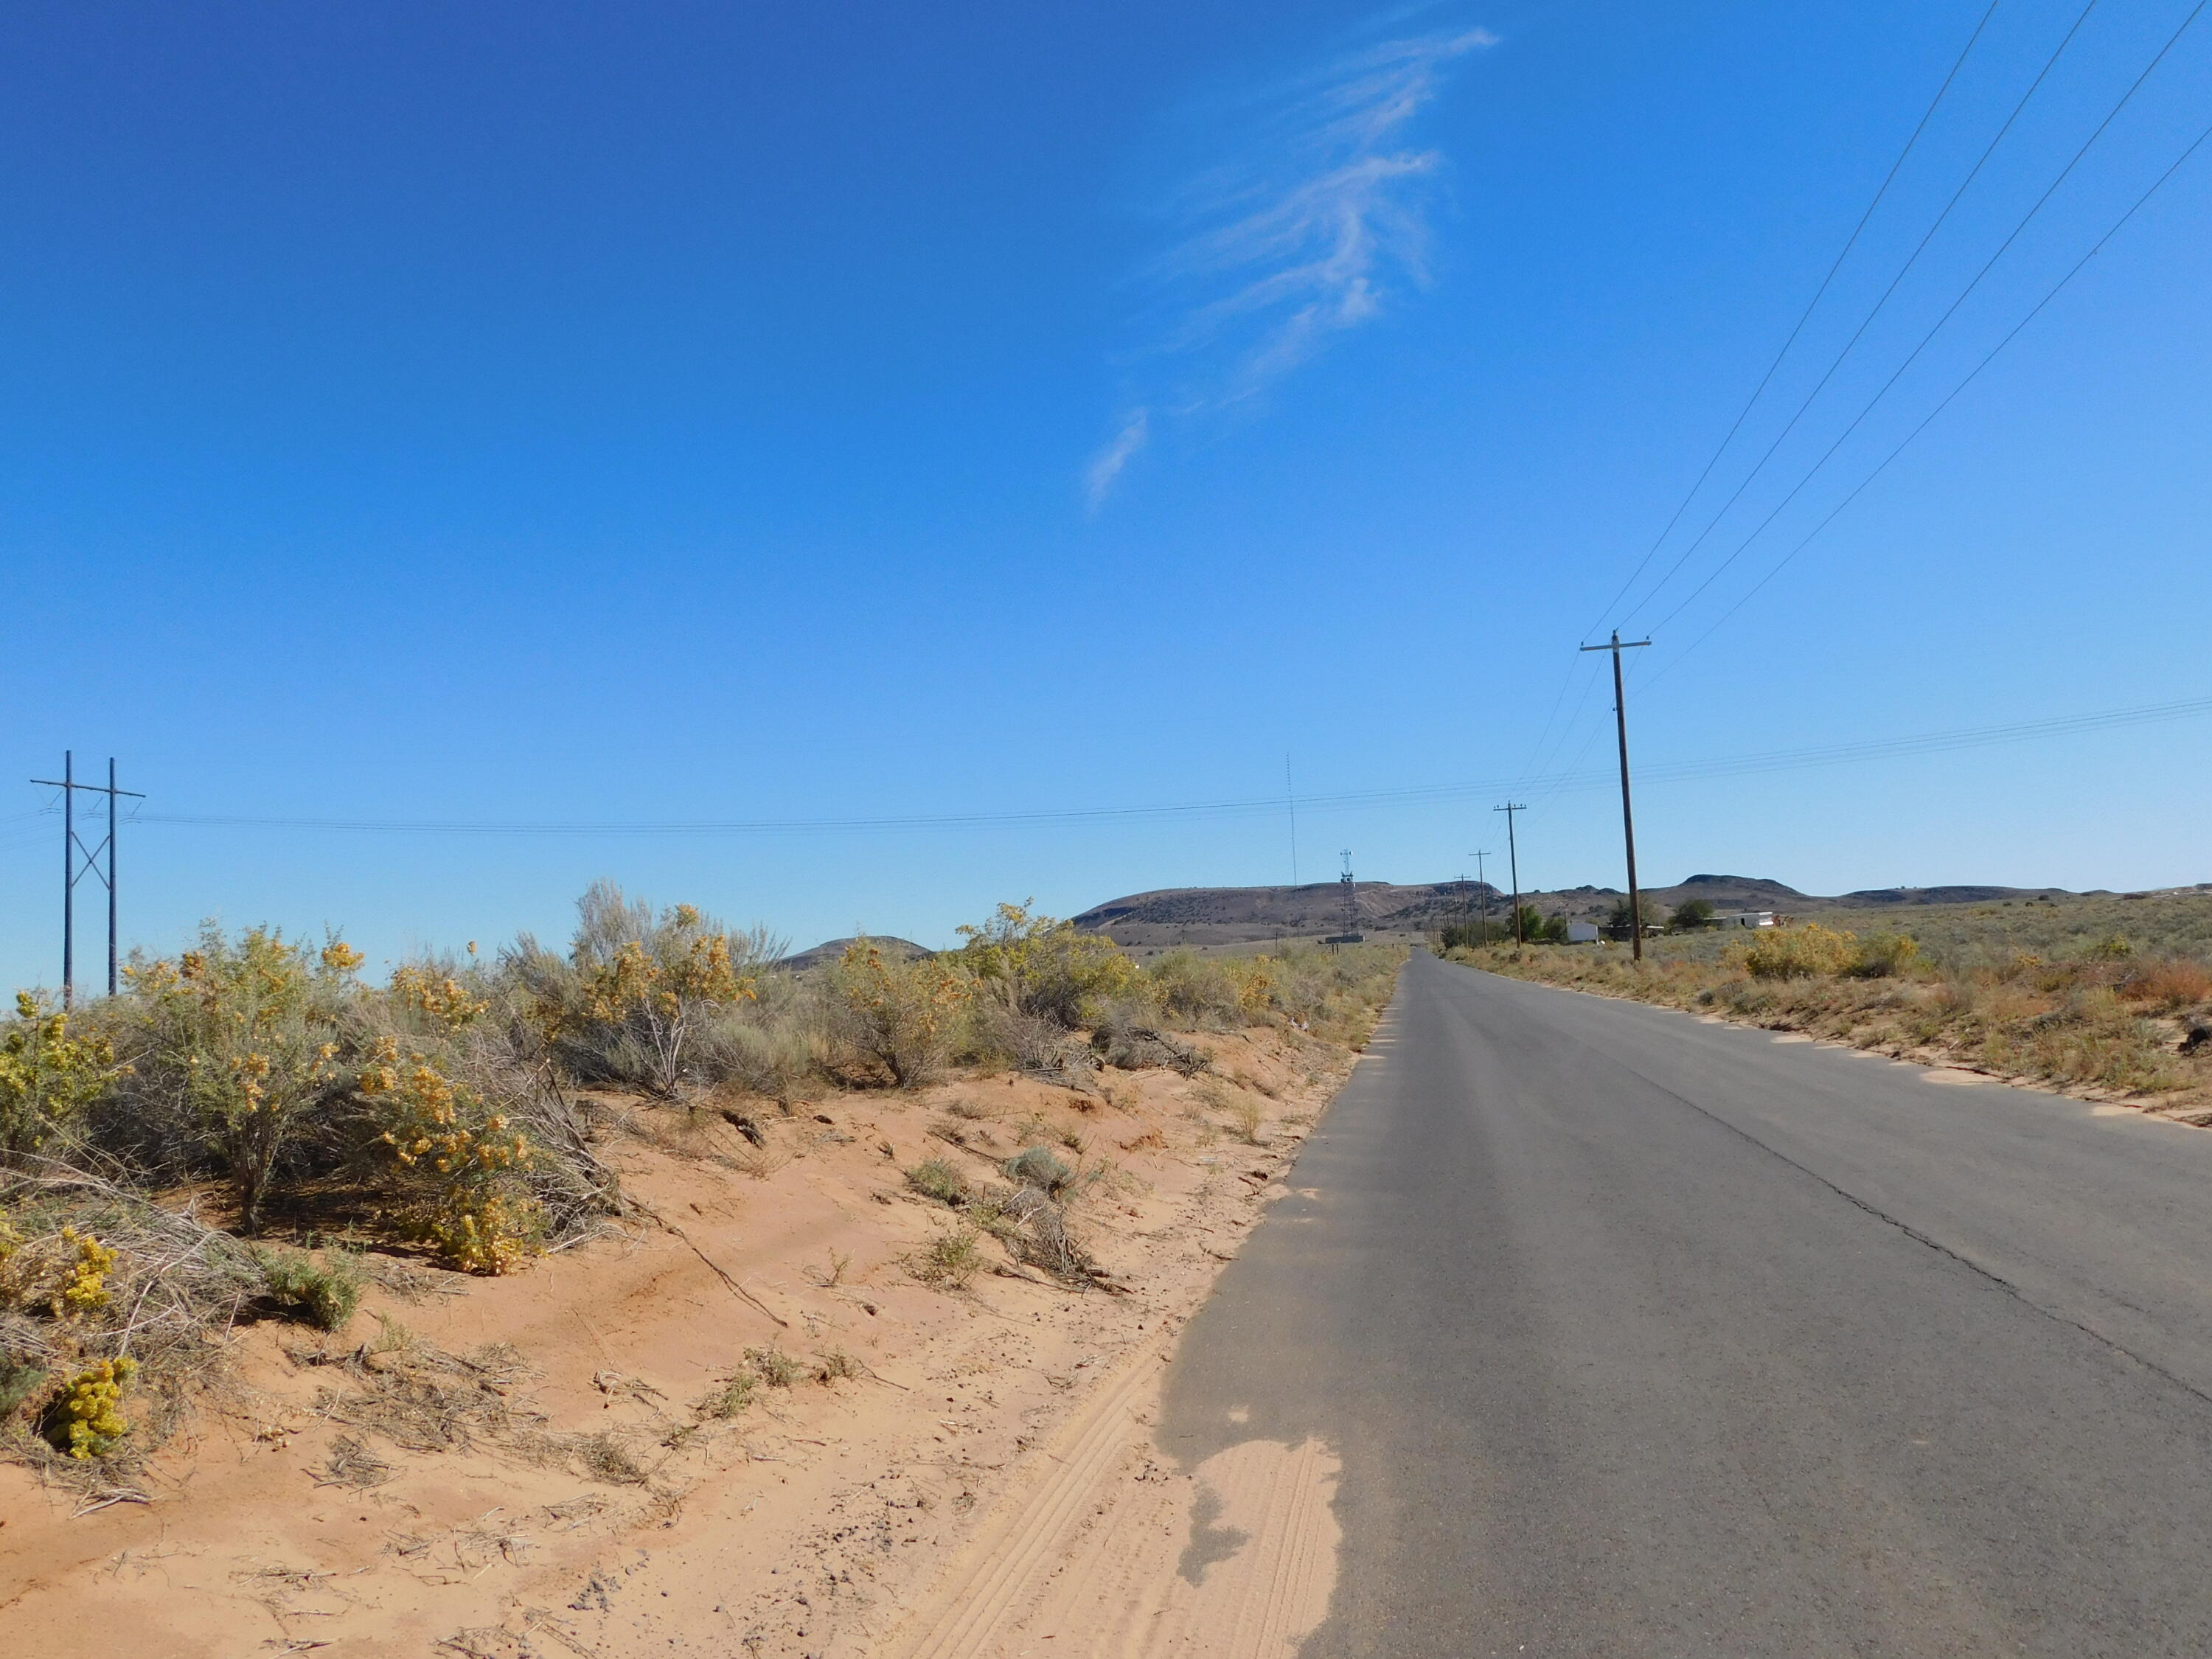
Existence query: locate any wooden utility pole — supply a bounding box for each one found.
[1492,804,1526,945]
[1579,633,1652,958]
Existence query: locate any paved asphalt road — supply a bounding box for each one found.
[1157,952,2212,1658]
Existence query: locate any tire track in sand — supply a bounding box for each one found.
[886,1337,1340,1659]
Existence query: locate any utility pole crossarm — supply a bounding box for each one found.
[1579,633,1653,959]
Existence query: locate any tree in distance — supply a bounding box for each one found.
[1669,899,1717,933]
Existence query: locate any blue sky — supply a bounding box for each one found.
[5,0,2210,983]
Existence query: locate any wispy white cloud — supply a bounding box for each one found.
[1085,408,1150,511]
[1086,21,1492,507]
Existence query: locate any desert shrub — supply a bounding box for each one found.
[689,979,815,1099]
[0,994,124,1159]
[509,883,775,1098]
[1735,924,1860,981]
[361,1043,546,1273]
[2120,958,2212,1010]
[1845,933,1921,979]
[386,958,491,1033]
[1141,953,1273,1029]
[1004,1145,1072,1196]
[905,1157,969,1206]
[252,1245,364,1331]
[973,1182,1102,1284]
[956,902,1137,1029]
[120,926,362,1231]
[970,999,1099,1087]
[823,938,971,1088]
[1267,945,1405,1045]
[908,1223,986,1290]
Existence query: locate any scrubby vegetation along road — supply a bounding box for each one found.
[1442,888,2212,1117]
[0,887,1400,1657]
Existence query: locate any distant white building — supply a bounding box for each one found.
[1566,922,1600,944]
[1714,911,1779,929]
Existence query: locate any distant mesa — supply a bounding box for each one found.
[778,935,932,973]
[1071,874,2090,947]
[1837,886,2069,907]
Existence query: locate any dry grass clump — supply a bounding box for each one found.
[698,1371,758,1419]
[315,1431,395,1489]
[1225,1093,1267,1144]
[978,1184,1104,1284]
[905,1158,970,1207]
[745,1343,810,1389]
[0,1169,266,1474]
[251,1243,365,1332]
[305,1335,536,1455]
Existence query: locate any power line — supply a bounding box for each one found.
[15,694,2209,851]
[1647,104,2212,678]
[1646,0,2210,639]
[1618,0,2109,630]
[1585,0,2008,638]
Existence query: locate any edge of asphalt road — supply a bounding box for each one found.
[880,1001,1399,1659]
[1149,952,2212,1658]
[888,956,2212,1657]
[1425,950,2212,1403]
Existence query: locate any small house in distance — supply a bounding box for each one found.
[1565,922,1600,944]
[1714,910,1781,929]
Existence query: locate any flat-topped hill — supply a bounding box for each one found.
[1071,874,2101,947]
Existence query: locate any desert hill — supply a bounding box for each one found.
[1071,874,2091,948]
[776,934,931,971]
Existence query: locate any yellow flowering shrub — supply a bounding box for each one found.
[0,992,124,1155]
[128,925,358,1231]
[956,902,1137,1027]
[538,899,760,1096]
[362,1040,544,1273]
[424,1191,544,1276]
[389,964,490,1031]
[1733,923,1863,981]
[826,940,973,1087]
[46,1357,136,1458]
[51,1228,116,1318]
